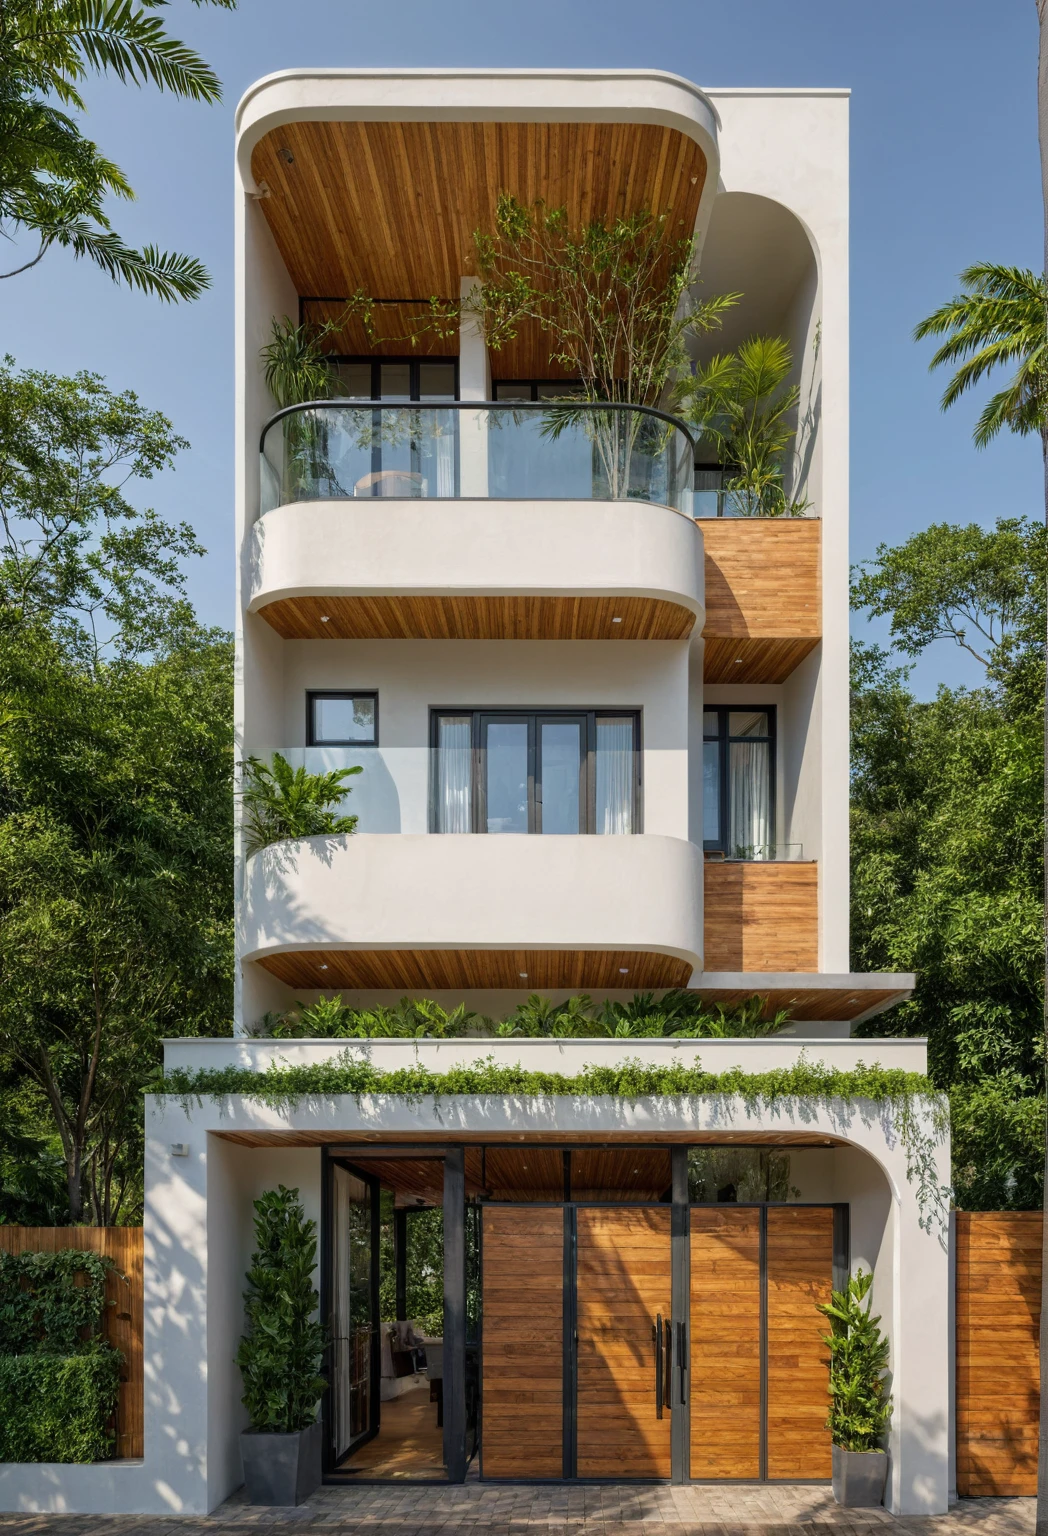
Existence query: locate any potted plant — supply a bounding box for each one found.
[818,1267,892,1507]
[236,1186,327,1505]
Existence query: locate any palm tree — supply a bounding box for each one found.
[0,0,235,299]
[913,263,1047,447]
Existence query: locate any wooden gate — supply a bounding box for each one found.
[0,1225,143,1459]
[575,1206,672,1479]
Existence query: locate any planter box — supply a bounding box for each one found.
[241,1419,322,1505]
[832,1444,888,1507]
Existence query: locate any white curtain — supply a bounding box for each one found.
[434,410,457,497]
[595,717,634,834]
[436,716,472,832]
[729,741,771,858]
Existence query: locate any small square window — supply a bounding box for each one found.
[308,692,378,746]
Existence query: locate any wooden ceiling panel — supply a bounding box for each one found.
[252,120,706,301]
[255,948,693,992]
[571,1148,671,1202]
[257,593,697,642]
[702,636,819,685]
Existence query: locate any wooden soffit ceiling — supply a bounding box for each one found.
[251,121,708,365]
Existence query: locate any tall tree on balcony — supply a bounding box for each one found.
[0,0,236,299]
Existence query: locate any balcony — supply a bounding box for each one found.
[699,517,821,683]
[249,402,703,641]
[241,832,704,991]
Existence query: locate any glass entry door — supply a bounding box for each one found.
[330,1164,378,1463]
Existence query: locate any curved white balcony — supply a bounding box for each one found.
[241,832,704,991]
[248,401,703,640]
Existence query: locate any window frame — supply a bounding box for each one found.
[429,708,642,834]
[306,690,379,748]
[702,705,776,856]
[325,356,460,401]
[491,380,584,401]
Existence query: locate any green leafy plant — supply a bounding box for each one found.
[0,1249,116,1354]
[818,1268,893,1453]
[0,1346,122,1462]
[677,334,809,517]
[240,753,361,856]
[236,1185,327,1434]
[261,316,342,410]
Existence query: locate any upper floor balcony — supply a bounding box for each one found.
[248,401,704,641]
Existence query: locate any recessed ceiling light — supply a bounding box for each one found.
[619,967,629,974]
[612,616,623,623]
[518,972,527,979]
[318,963,328,970]
[734,657,743,664]
[320,615,330,623]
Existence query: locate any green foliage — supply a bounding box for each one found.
[913,263,1047,446]
[261,316,341,410]
[0,0,233,299]
[0,1248,114,1354]
[676,334,810,516]
[236,1185,327,1434]
[0,1345,122,1462]
[240,753,361,857]
[378,1197,443,1326]
[819,1268,892,1453]
[262,989,788,1041]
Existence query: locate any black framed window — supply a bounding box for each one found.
[703,707,775,858]
[326,357,458,401]
[308,691,378,747]
[430,709,640,834]
[491,380,584,401]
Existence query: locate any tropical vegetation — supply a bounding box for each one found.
[240,754,361,856]
[819,1268,892,1454]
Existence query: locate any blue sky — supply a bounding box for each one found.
[0,0,1040,698]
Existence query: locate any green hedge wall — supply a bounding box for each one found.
[0,1348,123,1463]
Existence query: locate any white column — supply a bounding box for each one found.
[458,276,489,496]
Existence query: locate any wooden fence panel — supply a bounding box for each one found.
[956,1211,1041,1497]
[0,1226,143,1459]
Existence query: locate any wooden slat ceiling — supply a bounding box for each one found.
[571,1148,671,1202]
[334,1154,485,1207]
[257,593,696,642]
[256,948,693,992]
[692,986,907,1022]
[251,121,707,376]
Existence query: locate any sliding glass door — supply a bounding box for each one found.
[433,710,639,834]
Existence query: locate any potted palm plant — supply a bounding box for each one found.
[236,1187,327,1505]
[819,1268,893,1507]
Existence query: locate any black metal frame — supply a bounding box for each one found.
[701,705,777,857]
[429,708,643,835]
[320,355,461,402]
[320,1148,382,1476]
[491,380,584,401]
[306,690,379,748]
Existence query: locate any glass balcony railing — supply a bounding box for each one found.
[258,400,696,520]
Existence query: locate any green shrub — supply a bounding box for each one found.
[236,1185,327,1432]
[0,1346,122,1462]
[0,1249,115,1355]
[818,1268,893,1452]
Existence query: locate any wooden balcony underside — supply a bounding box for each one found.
[700,518,821,684]
[257,947,693,991]
[257,593,697,641]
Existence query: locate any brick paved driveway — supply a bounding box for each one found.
[0,1487,1034,1536]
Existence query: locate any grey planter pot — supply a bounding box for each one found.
[241,1419,323,1506]
[832,1444,889,1508]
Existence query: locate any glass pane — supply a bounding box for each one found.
[312,694,375,744]
[729,739,771,858]
[332,1166,373,1459]
[536,381,584,398]
[493,383,532,400]
[703,710,720,738]
[540,721,581,833]
[418,362,457,400]
[595,716,634,834]
[687,1147,793,1203]
[379,362,411,400]
[436,715,472,833]
[485,721,529,833]
[729,711,770,740]
[329,361,373,399]
[703,740,721,843]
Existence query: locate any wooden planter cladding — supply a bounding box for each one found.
[956,1211,1042,1496]
[703,861,819,973]
[0,1225,143,1460]
[699,518,821,685]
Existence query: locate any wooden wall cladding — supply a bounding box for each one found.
[575,1206,672,1479]
[765,1206,833,1480]
[699,518,821,684]
[703,862,819,973]
[481,1206,563,1478]
[956,1211,1042,1496]
[690,1207,761,1479]
[257,593,697,642]
[257,947,692,992]
[0,1226,143,1460]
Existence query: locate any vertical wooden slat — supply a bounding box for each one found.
[481,1206,563,1478]
[956,1211,1041,1496]
[765,1207,833,1479]
[0,1226,143,1459]
[690,1207,761,1479]
[575,1206,672,1479]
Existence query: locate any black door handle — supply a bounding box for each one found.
[664,1314,672,1408]
[654,1314,664,1419]
[678,1320,687,1405]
